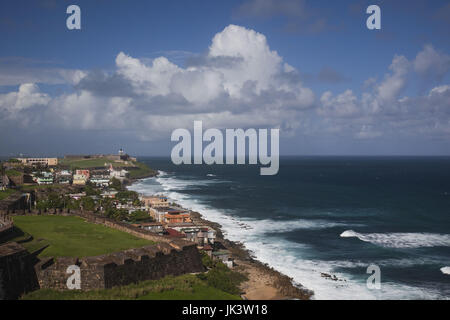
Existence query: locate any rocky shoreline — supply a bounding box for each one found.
[188,210,314,300]
[123,170,159,187]
[128,170,314,300]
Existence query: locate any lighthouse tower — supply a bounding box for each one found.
[119,148,124,156]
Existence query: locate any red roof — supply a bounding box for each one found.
[165,228,186,238]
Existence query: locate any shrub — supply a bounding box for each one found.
[197,259,247,295]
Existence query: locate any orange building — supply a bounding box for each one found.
[75,169,90,179]
[164,212,192,224]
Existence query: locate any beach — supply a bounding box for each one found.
[188,210,313,300]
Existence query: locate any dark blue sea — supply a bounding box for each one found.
[129,156,450,299]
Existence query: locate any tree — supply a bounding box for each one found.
[116,190,139,202]
[47,192,63,209]
[66,197,80,210]
[85,185,100,196]
[81,196,95,211]
[36,200,49,211]
[110,177,122,191]
[129,210,153,223]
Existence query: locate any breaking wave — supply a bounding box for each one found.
[129,171,450,300]
[340,230,450,248]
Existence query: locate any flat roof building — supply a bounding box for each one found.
[17,158,58,166]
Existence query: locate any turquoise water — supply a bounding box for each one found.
[130,156,450,300]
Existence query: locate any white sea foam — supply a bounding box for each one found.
[128,173,448,300]
[340,230,450,248]
[327,257,448,269]
[441,267,450,275]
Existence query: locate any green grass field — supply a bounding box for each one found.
[59,157,130,169]
[12,215,153,257]
[127,161,157,179]
[21,274,241,300]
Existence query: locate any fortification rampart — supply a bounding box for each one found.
[0,209,205,298]
[0,212,14,240]
[34,242,204,290]
[0,242,39,299]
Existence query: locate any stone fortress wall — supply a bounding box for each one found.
[0,208,205,299]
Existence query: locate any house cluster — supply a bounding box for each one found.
[31,166,129,186]
[133,195,223,261]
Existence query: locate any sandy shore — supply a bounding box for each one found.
[189,211,313,300]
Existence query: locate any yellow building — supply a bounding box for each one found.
[18,158,58,166]
[72,174,87,186]
[141,195,168,208]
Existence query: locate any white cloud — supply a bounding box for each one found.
[429,84,450,96]
[319,90,359,117]
[113,25,314,110]
[0,25,311,140]
[1,25,450,146]
[0,83,50,114]
[376,55,410,103]
[414,45,450,81]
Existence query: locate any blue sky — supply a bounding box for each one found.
[1,0,450,156]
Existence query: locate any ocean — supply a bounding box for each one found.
[129,156,450,300]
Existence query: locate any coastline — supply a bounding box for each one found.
[123,169,159,187]
[188,210,313,300]
[129,175,314,300]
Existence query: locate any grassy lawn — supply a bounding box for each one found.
[0,189,17,200]
[127,161,156,179]
[12,215,153,257]
[21,274,241,300]
[59,157,130,169]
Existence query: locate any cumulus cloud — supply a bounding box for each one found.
[313,51,450,140]
[377,55,410,103]
[0,83,50,114]
[108,25,314,110]
[319,90,359,117]
[1,24,450,147]
[414,44,450,82]
[1,25,316,141]
[81,25,314,132]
